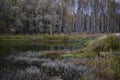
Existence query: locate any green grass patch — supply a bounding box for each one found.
[71,34,120,58]
[39,50,71,59]
[62,53,82,58]
[0,34,96,42]
[0,34,71,43]
[81,34,120,54]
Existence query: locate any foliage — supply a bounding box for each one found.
[0,0,120,34]
[0,34,120,80]
[87,35,120,52]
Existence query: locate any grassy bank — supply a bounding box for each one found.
[37,34,120,79]
[0,33,96,41]
[0,34,94,58]
[0,34,120,80]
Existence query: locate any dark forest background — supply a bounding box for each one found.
[0,0,120,34]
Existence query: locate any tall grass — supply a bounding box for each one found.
[89,34,120,52]
[0,34,120,80]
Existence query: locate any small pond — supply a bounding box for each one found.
[0,39,86,58]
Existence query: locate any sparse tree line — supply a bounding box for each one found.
[0,0,120,34]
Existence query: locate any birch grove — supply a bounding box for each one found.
[0,0,120,34]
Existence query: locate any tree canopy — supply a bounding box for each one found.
[0,0,120,34]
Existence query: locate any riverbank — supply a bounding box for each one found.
[0,33,98,41]
[0,33,120,80]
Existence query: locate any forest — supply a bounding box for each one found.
[0,0,120,34]
[0,0,120,80]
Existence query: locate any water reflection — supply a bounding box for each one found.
[0,40,82,58]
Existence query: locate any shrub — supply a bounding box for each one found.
[89,35,120,52]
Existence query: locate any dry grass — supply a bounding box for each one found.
[39,50,71,59]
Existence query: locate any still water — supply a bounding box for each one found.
[0,40,84,58]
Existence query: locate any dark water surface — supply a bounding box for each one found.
[0,40,84,58]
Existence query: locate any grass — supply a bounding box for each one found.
[88,34,120,52]
[0,33,94,60]
[39,50,70,59]
[0,34,69,42]
[1,33,120,80]
[86,57,115,80]
[0,33,96,41]
[62,53,81,58]
[71,34,120,58]
[72,34,120,80]
[36,34,120,59]
[1,34,119,59]
[61,34,120,79]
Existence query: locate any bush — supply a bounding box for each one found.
[89,35,120,52]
